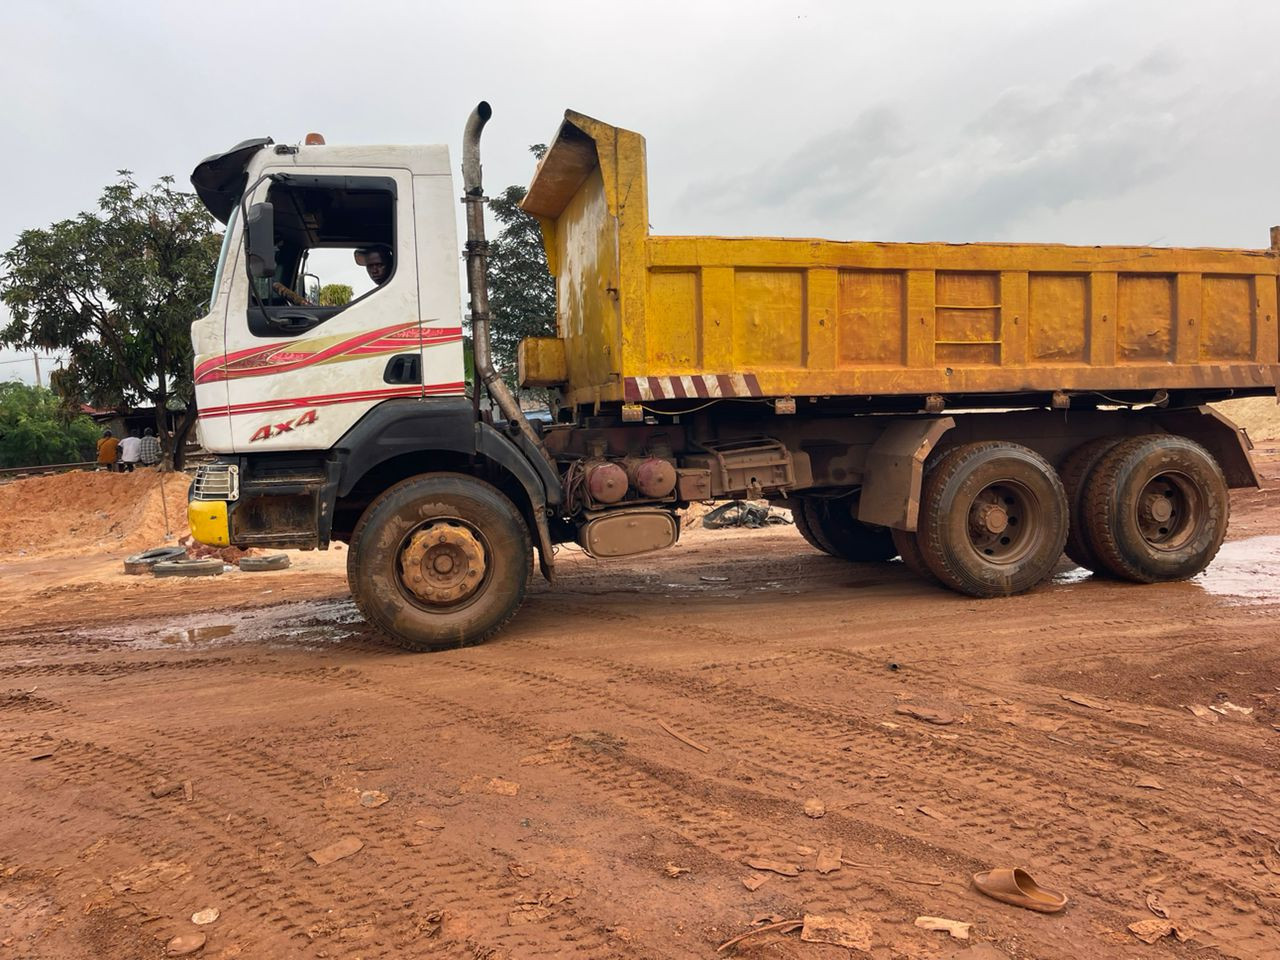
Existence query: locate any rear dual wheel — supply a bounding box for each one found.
[915,442,1069,597]
[1081,435,1227,582]
[348,473,532,652]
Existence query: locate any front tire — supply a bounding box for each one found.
[1082,435,1228,583]
[348,473,532,652]
[917,442,1069,597]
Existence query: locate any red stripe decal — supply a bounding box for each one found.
[623,378,640,402]
[198,382,464,419]
[746,373,762,396]
[717,375,733,396]
[669,377,687,399]
[692,377,709,398]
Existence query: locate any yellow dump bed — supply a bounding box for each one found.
[521,111,1280,407]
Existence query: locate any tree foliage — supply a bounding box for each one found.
[487,145,555,393]
[0,381,100,468]
[0,173,222,460]
[317,283,352,307]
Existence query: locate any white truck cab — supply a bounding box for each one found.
[190,139,465,455]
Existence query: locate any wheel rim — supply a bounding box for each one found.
[1134,471,1203,551]
[964,480,1044,564]
[397,519,489,608]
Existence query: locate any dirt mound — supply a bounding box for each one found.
[1213,397,1280,442]
[0,469,190,559]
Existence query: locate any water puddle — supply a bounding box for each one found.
[1192,535,1280,602]
[76,598,365,651]
[1049,535,1280,603]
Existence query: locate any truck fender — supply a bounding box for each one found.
[476,422,560,581]
[1153,405,1260,488]
[857,416,956,531]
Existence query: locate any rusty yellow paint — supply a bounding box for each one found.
[517,336,567,388]
[522,111,1280,404]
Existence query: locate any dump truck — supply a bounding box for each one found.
[187,103,1279,650]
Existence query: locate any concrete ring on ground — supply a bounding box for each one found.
[239,554,291,572]
[122,546,188,575]
[152,558,225,578]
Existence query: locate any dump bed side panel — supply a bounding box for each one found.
[629,237,1280,402]
[525,112,1280,406]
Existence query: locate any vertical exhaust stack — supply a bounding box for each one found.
[461,102,556,470]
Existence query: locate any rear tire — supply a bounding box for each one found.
[1059,437,1124,572]
[791,497,833,555]
[348,473,532,652]
[809,497,897,562]
[917,442,1068,597]
[891,528,937,583]
[1082,435,1228,583]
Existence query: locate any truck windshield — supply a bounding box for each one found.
[208,205,239,311]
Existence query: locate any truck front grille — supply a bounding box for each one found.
[192,464,240,501]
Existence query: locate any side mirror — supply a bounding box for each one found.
[245,202,276,278]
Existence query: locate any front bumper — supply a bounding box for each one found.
[188,498,230,547]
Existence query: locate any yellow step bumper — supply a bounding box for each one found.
[188,499,230,547]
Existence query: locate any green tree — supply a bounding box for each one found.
[0,173,221,465]
[317,283,352,307]
[487,144,555,394]
[0,381,100,468]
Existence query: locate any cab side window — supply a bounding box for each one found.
[248,174,396,337]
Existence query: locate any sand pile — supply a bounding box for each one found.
[1213,397,1280,443]
[0,469,191,559]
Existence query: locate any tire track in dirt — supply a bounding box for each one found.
[428,654,1279,958]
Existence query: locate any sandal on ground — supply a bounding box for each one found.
[972,868,1067,913]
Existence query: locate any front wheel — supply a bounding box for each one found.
[347,473,532,651]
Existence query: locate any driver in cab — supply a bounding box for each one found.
[356,245,393,286]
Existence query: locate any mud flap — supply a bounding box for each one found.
[857,417,955,531]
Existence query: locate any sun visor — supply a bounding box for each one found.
[190,137,274,224]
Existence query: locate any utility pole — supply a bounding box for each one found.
[32,352,40,388]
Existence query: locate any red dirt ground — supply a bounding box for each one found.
[3,445,1280,959]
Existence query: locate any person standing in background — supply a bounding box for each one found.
[96,430,119,471]
[139,427,162,468]
[119,431,141,472]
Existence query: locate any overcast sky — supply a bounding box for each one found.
[3,0,1279,382]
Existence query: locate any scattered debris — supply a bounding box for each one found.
[814,846,842,874]
[191,907,219,925]
[803,797,826,819]
[916,804,948,822]
[484,778,520,796]
[150,780,185,799]
[839,857,876,869]
[509,903,552,924]
[508,862,535,879]
[896,876,944,887]
[359,790,389,808]
[800,913,873,950]
[914,915,972,940]
[28,751,55,762]
[1146,893,1169,919]
[182,780,194,802]
[742,873,769,891]
[895,705,956,725]
[716,918,803,953]
[1186,704,1218,723]
[1128,918,1191,944]
[657,719,710,754]
[1061,693,1111,711]
[700,575,729,582]
[663,862,690,878]
[702,501,791,530]
[972,867,1067,913]
[744,857,800,877]
[1134,777,1165,791]
[1210,701,1254,717]
[165,933,207,956]
[308,836,363,866]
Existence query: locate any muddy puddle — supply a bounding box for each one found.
[76,598,366,651]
